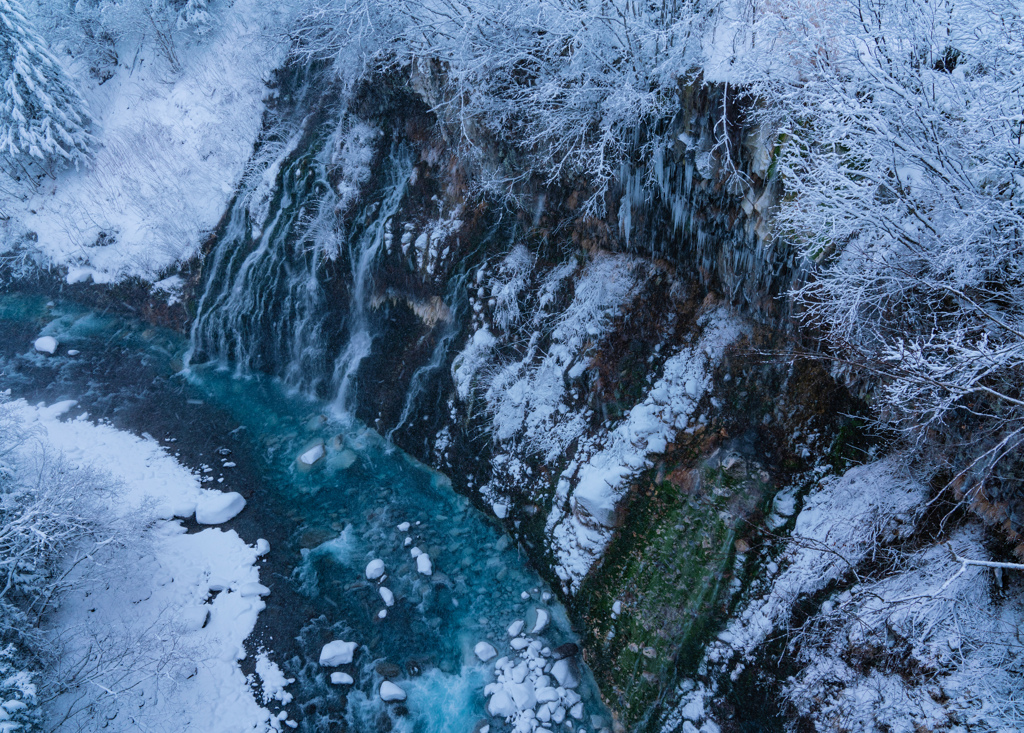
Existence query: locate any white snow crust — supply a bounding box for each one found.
[546,306,746,591]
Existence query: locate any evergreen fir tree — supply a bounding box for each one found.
[0,0,93,168]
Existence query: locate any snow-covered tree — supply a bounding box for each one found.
[752,0,1024,537]
[292,0,716,213]
[0,0,93,168]
[0,398,135,731]
[179,0,212,29]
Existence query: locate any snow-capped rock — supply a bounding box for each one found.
[34,336,58,355]
[319,641,357,666]
[195,491,246,524]
[475,642,498,662]
[379,681,406,702]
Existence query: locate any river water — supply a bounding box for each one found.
[0,291,608,733]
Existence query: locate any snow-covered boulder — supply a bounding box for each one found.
[195,491,246,524]
[551,658,579,689]
[296,441,325,469]
[255,538,271,556]
[416,553,432,575]
[529,608,549,634]
[487,689,516,717]
[319,641,357,667]
[379,587,394,606]
[508,681,536,710]
[33,336,58,355]
[379,681,406,702]
[330,672,354,685]
[365,559,385,580]
[475,642,497,662]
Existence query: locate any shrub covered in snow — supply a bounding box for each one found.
[0,399,138,729]
[750,0,1024,551]
[0,644,40,731]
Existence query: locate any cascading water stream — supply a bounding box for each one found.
[330,146,413,415]
[385,269,470,444]
[184,120,334,391]
[185,99,413,410]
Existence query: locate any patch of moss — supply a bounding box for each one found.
[574,462,749,730]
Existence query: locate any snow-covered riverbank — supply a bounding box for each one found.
[8,397,285,731]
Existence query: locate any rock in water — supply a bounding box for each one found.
[529,607,550,634]
[365,559,386,580]
[319,640,357,666]
[487,689,516,717]
[379,586,395,606]
[375,662,402,678]
[475,641,497,662]
[34,336,58,354]
[195,491,246,524]
[297,441,325,469]
[379,681,406,702]
[416,553,432,575]
[552,642,579,660]
[551,658,580,689]
[330,672,353,685]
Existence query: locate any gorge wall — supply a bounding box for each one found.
[29,60,1022,733]
[176,64,871,731]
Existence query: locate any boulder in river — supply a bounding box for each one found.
[379,681,406,702]
[319,640,357,666]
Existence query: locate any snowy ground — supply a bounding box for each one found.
[2,0,289,283]
[9,398,286,732]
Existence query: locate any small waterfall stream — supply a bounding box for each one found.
[184,118,333,390]
[330,147,413,414]
[386,269,470,444]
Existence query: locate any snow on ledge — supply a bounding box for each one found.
[708,457,928,670]
[547,306,747,593]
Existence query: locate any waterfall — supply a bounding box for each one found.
[184,120,333,391]
[330,147,413,414]
[186,98,414,407]
[385,269,470,443]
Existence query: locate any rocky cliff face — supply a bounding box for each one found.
[175,64,1024,733]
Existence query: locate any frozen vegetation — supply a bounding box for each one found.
[1,0,288,282]
[2,0,1023,730]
